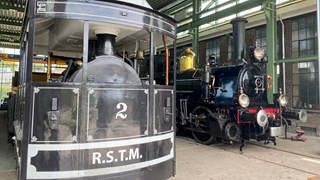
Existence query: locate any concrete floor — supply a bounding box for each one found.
[1,110,320,180]
[172,135,320,180]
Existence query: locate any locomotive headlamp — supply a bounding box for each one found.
[238,93,250,108]
[279,94,288,107]
[253,47,265,61]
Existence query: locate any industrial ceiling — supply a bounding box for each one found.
[0,0,25,49]
[0,0,184,50]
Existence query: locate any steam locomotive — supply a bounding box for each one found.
[13,1,176,179]
[176,18,307,150]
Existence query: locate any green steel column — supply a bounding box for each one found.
[264,0,277,104]
[191,0,201,67]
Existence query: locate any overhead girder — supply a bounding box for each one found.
[0,4,24,12]
[0,31,20,36]
[0,20,22,27]
[0,44,19,49]
[162,0,193,15]
[191,0,200,67]
[177,0,263,33]
[0,38,20,43]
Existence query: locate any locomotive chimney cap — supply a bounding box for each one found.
[230,18,248,24]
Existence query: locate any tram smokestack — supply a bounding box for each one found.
[96,34,116,56]
[230,18,248,65]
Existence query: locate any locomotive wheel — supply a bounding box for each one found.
[190,106,215,145]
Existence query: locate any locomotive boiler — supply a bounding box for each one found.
[13,0,176,179]
[176,18,307,150]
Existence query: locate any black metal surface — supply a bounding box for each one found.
[87,88,148,140]
[154,88,174,134]
[72,56,142,85]
[32,87,79,142]
[96,34,116,56]
[230,18,248,65]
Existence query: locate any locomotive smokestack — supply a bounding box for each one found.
[96,34,116,56]
[230,18,248,65]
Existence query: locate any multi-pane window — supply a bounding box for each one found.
[291,13,318,58]
[291,13,318,109]
[206,38,220,65]
[33,63,47,73]
[292,62,319,109]
[0,61,19,100]
[227,35,233,63]
[255,26,267,51]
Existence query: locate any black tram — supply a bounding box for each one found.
[13,0,176,179]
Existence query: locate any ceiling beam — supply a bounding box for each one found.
[0,39,20,43]
[0,4,24,12]
[0,44,19,49]
[177,0,263,33]
[0,20,22,26]
[162,0,193,15]
[0,31,20,36]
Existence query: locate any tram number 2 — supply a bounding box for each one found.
[116,103,127,119]
[92,148,143,165]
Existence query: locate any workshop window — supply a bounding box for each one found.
[206,38,220,65]
[292,62,319,109]
[255,26,267,51]
[227,34,233,63]
[0,61,19,100]
[291,13,318,58]
[291,13,319,109]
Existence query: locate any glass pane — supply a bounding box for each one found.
[307,17,314,27]
[307,28,315,38]
[299,73,308,85]
[308,62,316,73]
[299,51,308,57]
[292,85,299,96]
[307,39,314,50]
[292,52,298,58]
[261,38,266,47]
[292,97,300,107]
[292,30,298,41]
[299,29,307,39]
[292,63,299,73]
[292,20,298,31]
[292,74,299,85]
[292,41,299,52]
[299,40,307,51]
[298,18,306,29]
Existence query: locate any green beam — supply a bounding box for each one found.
[162,0,193,15]
[265,0,277,104]
[0,4,24,12]
[0,31,20,36]
[275,56,318,64]
[202,0,216,12]
[177,0,263,33]
[0,44,19,49]
[0,20,22,26]
[0,39,20,43]
[191,0,201,67]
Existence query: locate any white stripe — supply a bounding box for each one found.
[27,132,174,179]
[27,152,173,179]
[28,132,173,156]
